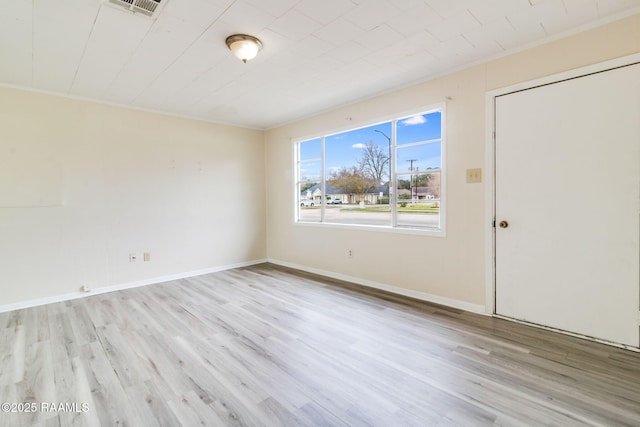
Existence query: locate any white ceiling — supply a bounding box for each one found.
[1,0,639,129]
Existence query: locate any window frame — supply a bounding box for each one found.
[293,103,446,237]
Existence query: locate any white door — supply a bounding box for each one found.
[495,63,640,348]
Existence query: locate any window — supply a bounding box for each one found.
[295,106,444,233]
[297,138,321,222]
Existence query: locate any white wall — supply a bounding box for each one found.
[265,15,640,312]
[2,15,639,312]
[0,88,266,307]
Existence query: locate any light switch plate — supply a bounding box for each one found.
[466,168,482,183]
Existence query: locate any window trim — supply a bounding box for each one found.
[293,103,446,237]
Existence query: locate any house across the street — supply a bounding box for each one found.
[302,183,391,205]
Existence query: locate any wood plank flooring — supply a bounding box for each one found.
[1,263,640,426]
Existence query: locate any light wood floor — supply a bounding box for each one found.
[1,263,640,426]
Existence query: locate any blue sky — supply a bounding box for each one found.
[299,110,441,181]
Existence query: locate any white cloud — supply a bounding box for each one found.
[401,115,426,126]
[351,143,367,149]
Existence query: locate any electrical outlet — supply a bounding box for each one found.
[81,285,91,293]
[348,249,354,258]
[466,168,482,183]
[143,252,150,262]
[129,253,138,262]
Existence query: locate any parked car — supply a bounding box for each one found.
[327,198,343,205]
[300,198,315,207]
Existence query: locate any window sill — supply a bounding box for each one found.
[293,220,446,237]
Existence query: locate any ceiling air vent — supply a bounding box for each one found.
[107,0,164,17]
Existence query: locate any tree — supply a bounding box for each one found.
[398,172,439,198]
[398,175,429,188]
[427,172,440,198]
[328,166,377,202]
[414,174,430,187]
[300,182,317,193]
[397,179,411,190]
[357,141,389,182]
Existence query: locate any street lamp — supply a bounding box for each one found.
[374,129,392,204]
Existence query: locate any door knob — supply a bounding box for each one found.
[499,220,509,229]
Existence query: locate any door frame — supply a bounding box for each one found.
[484,53,640,348]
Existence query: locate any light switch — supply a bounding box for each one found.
[466,168,482,183]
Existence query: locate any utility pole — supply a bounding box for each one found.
[407,159,417,202]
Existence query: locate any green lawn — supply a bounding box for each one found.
[340,204,439,214]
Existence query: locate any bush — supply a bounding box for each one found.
[399,202,407,207]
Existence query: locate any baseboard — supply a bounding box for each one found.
[267,258,486,315]
[2,258,486,316]
[0,258,268,313]
[493,314,640,353]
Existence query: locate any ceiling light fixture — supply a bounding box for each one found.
[225,34,263,63]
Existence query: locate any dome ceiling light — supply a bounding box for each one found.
[225,34,263,63]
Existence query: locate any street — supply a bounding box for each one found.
[299,205,440,228]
